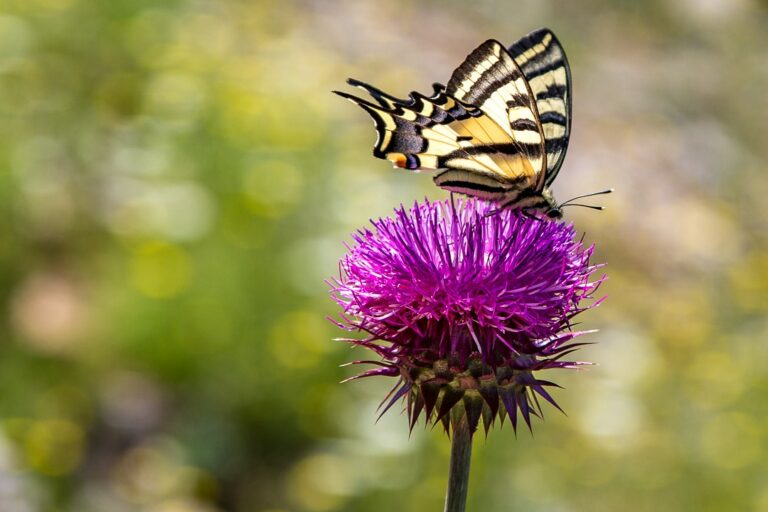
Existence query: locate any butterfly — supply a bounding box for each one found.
[335,28,610,218]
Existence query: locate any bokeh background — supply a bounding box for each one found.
[0,0,767,510]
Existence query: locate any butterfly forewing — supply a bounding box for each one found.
[444,39,545,185]
[508,28,572,187]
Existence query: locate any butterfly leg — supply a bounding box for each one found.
[520,208,544,222]
[483,206,504,219]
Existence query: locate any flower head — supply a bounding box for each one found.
[329,198,605,435]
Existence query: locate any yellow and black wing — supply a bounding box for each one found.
[507,28,572,188]
[335,41,545,201]
[334,28,572,202]
[334,77,531,201]
[437,38,545,199]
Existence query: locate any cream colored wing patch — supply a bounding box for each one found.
[445,39,545,183]
[507,28,572,187]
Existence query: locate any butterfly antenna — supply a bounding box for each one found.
[560,188,614,207]
[560,203,604,211]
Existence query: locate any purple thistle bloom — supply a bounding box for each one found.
[329,198,605,435]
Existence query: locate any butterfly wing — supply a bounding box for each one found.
[334,80,534,201]
[508,28,572,188]
[335,32,570,205]
[424,39,548,204]
[443,38,545,179]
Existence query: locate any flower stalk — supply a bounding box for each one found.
[445,410,473,512]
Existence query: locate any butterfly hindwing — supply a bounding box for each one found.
[508,28,572,187]
[431,169,526,202]
[335,80,537,196]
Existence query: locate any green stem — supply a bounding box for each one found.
[444,415,473,512]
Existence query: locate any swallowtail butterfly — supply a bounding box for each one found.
[335,28,609,218]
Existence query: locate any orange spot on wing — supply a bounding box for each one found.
[387,153,407,168]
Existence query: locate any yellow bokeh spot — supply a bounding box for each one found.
[24,419,84,476]
[3,417,33,442]
[176,12,234,60]
[131,241,191,299]
[297,383,335,437]
[0,15,32,59]
[214,82,321,149]
[699,412,761,470]
[242,160,304,218]
[146,497,217,512]
[144,72,207,120]
[754,487,768,511]
[27,0,74,11]
[651,287,712,348]
[112,445,181,504]
[269,310,330,369]
[728,251,768,313]
[407,475,445,512]
[683,352,745,408]
[213,84,266,148]
[286,454,348,511]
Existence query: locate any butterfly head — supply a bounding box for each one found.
[542,188,563,219]
[546,208,563,220]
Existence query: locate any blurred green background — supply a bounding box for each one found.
[0,0,767,510]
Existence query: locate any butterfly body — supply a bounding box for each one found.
[335,28,573,218]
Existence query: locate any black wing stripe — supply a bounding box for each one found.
[446,103,477,121]
[429,108,450,124]
[506,95,529,108]
[349,78,448,109]
[522,58,565,80]
[441,142,540,160]
[538,111,567,126]
[545,137,567,153]
[510,118,539,132]
[433,168,527,196]
[347,79,478,129]
[536,84,567,101]
[347,78,405,108]
[508,29,551,60]
[434,180,508,194]
[452,62,522,107]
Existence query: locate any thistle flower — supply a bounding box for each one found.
[329,198,605,436]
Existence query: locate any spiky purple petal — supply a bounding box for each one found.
[329,198,605,434]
